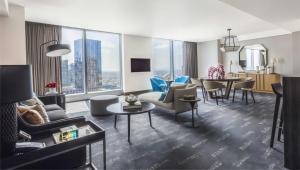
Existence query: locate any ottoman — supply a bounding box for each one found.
[90,95,119,116]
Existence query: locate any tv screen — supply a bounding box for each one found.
[131,58,151,72]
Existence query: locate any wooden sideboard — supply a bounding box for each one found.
[228,72,281,93]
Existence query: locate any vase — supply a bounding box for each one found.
[46,88,57,95]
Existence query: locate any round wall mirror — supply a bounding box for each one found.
[239,44,268,71]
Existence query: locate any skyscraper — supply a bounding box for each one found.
[74,39,102,92]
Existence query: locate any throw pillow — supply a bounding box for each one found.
[21,96,44,106]
[17,105,32,113]
[159,91,167,101]
[19,110,45,125]
[31,104,50,123]
[163,84,186,103]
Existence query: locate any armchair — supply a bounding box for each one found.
[174,75,190,85]
[150,77,168,92]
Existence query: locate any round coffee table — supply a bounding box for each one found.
[106,102,155,142]
[178,98,201,128]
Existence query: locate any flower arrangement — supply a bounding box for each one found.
[208,64,225,79]
[46,82,57,88]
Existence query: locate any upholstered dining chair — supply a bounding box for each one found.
[232,80,255,104]
[203,81,224,105]
[191,78,206,102]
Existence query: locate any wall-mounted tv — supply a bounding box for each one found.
[131,58,151,72]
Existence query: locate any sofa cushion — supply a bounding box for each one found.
[44,104,63,112]
[163,84,186,103]
[31,104,50,123]
[139,92,173,110]
[47,110,67,121]
[18,109,45,125]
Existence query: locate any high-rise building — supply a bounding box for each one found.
[74,39,102,92]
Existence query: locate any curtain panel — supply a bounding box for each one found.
[183,41,198,78]
[25,22,62,95]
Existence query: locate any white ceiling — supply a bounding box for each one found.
[6,0,299,42]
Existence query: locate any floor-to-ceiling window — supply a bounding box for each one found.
[86,31,121,92]
[61,27,122,95]
[61,28,85,95]
[152,39,184,79]
[152,39,172,79]
[173,41,184,77]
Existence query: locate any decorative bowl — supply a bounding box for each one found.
[125,94,138,105]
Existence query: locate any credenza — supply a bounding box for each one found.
[228,72,281,93]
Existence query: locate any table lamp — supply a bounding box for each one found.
[0,65,33,158]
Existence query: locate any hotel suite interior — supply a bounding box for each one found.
[1,0,300,169]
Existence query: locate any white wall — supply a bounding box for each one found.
[223,34,294,75]
[197,40,221,77]
[292,31,300,74]
[0,4,26,65]
[123,34,152,92]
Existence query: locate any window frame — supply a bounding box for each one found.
[61,26,123,101]
[152,38,184,80]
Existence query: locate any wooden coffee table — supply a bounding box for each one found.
[106,102,155,142]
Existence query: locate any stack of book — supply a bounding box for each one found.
[122,101,142,110]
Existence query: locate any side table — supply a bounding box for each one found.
[1,120,106,170]
[177,98,201,128]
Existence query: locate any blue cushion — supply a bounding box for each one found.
[159,91,167,101]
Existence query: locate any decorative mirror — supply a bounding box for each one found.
[239,44,268,71]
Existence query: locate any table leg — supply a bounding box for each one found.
[89,144,92,164]
[225,81,233,99]
[103,138,106,170]
[148,111,153,128]
[190,102,196,128]
[128,115,131,142]
[114,115,117,128]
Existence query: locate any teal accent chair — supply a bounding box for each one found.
[150,77,168,92]
[174,75,190,85]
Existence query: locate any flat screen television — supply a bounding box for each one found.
[131,58,151,72]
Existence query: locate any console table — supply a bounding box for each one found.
[0,121,106,170]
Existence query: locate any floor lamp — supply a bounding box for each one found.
[0,65,33,158]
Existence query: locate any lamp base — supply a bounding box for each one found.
[0,103,17,158]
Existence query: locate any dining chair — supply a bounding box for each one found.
[191,78,206,102]
[203,81,224,105]
[232,78,255,104]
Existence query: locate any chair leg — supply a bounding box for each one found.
[201,87,206,103]
[245,91,248,105]
[251,91,255,103]
[270,96,281,148]
[232,89,236,103]
[242,91,245,101]
[220,89,224,103]
[215,91,219,105]
[278,110,284,142]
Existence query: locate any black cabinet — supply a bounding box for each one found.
[283,76,300,169]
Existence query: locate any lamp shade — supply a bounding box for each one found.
[46,44,71,57]
[0,65,33,104]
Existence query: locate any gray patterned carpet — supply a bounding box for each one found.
[70,91,284,170]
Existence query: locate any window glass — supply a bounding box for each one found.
[152,39,171,79]
[61,28,84,94]
[173,41,184,77]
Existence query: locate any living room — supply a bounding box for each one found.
[1,0,300,169]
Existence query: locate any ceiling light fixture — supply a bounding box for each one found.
[220,28,240,52]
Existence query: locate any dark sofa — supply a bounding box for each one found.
[17,95,87,169]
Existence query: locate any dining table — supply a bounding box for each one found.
[200,77,241,99]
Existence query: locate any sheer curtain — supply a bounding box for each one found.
[25,22,62,95]
[183,41,198,78]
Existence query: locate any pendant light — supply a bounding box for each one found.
[220,28,240,52]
